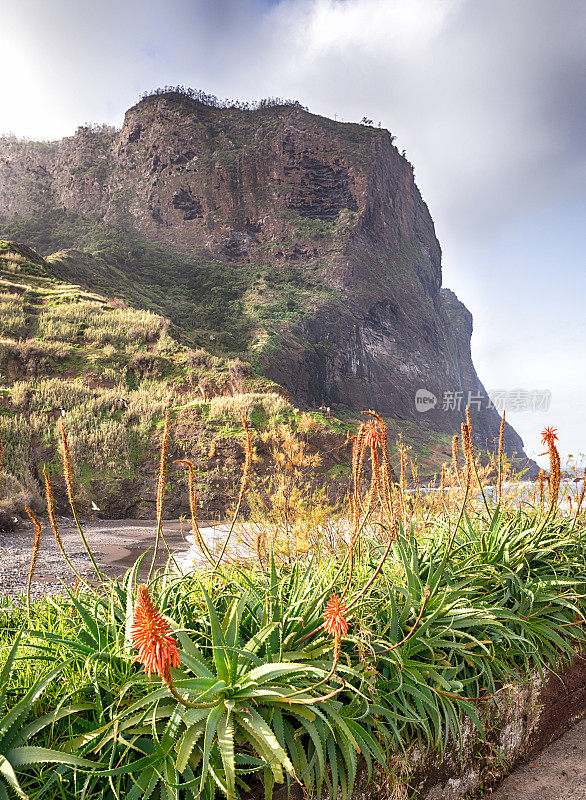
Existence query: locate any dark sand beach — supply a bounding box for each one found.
[0,518,224,599]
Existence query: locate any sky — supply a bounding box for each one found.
[1,0,585,466]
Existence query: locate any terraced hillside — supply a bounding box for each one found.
[0,240,360,521]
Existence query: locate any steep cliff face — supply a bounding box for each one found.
[0,91,527,458]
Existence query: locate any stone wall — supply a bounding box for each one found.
[267,654,586,799]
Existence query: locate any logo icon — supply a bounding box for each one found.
[415,389,437,413]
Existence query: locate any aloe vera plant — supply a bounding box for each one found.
[0,631,97,800]
[2,494,585,799]
[72,577,387,800]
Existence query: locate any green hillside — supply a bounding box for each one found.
[1,209,332,359]
[0,239,457,520]
[0,240,335,518]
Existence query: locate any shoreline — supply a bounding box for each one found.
[0,518,222,600]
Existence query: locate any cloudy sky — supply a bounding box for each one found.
[1,0,585,466]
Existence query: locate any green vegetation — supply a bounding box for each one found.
[325,463,351,479]
[1,416,585,799]
[0,211,333,355]
[0,241,301,516]
[0,237,498,520]
[207,392,292,420]
[384,417,453,480]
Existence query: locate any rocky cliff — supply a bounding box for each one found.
[0,90,528,460]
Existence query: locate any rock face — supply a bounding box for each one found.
[0,91,527,458]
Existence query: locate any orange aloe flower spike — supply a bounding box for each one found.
[363,420,382,450]
[322,594,349,638]
[540,426,558,446]
[131,584,180,684]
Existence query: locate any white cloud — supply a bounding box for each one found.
[248,0,586,242]
[282,0,458,54]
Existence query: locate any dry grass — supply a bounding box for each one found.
[2,379,183,513]
[0,341,74,379]
[208,392,292,420]
[187,348,225,370]
[0,414,41,512]
[37,312,83,342]
[37,300,164,347]
[0,239,296,518]
[155,331,178,354]
[0,291,27,339]
[243,423,340,563]
[84,307,163,346]
[0,415,34,481]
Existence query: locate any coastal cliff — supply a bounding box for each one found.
[0,90,528,460]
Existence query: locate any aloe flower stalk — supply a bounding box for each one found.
[131,584,180,684]
[323,593,348,661]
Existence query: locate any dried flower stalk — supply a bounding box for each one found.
[351,423,368,514]
[156,410,171,524]
[60,419,75,509]
[214,415,253,570]
[174,458,215,566]
[576,470,586,517]
[60,420,104,581]
[148,410,174,580]
[452,435,463,491]
[398,446,407,526]
[43,465,87,586]
[440,463,448,513]
[497,411,505,501]
[362,412,394,526]
[25,505,42,616]
[538,469,545,506]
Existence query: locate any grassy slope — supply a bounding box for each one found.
[0,209,334,357]
[2,239,335,518]
[0,214,454,481]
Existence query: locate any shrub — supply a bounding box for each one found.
[228,357,253,380]
[127,351,170,379]
[36,314,81,341]
[156,330,178,353]
[0,340,73,378]
[187,348,225,369]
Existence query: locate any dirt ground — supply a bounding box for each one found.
[489,718,586,799]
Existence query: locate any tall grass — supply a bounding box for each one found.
[0,414,41,512]
[208,391,292,419]
[0,291,27,339]
[1,380,182,513]
[0,239,302,523]
[37,300,164,346]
